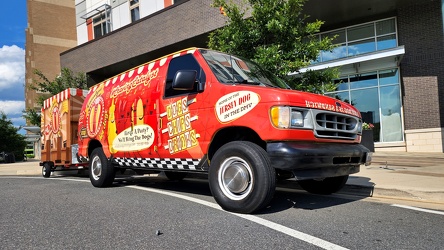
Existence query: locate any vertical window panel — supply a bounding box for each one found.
[130,0,140,22]
[380,85,403,142]
[351,88,380,141]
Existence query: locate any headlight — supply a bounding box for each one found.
[291,111,304,127]
[357,121,363,133]
[270,106,304,128]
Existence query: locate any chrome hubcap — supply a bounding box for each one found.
[91,156,102,180]
[218,156,253,200]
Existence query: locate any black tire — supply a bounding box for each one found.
[164,171,187,181]
[209,141,275,214]
[298,175,349,195]
[42,163,51,178]
[89,148,115,187]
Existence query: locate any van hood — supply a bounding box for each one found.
[266,88,361,118]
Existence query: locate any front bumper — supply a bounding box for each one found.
[267,142,371,180]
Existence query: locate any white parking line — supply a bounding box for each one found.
[391,204,444,216]
[4,177,349,249]
[129,185,349,250]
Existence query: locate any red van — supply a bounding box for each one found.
[62,48,370,213]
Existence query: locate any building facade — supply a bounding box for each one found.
[25,0,78,158]
[60,0,444,152]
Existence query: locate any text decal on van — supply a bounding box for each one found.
[215,91,260,123]
[112,125,155,151]
[161,97,199,154]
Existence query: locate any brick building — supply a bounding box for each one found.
[24,0,77,158]
[59,0,444,152]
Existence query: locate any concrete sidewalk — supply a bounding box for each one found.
[1,153,443,206]
[347,152,444,205]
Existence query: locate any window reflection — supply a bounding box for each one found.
[351,88,380,141]
[348,39,376,56]
[326,68,403,143]
[377,35,397,50]
[317,18,397,63]
[380,85,402,141]
[350,72,378,89]
[379,69,399,85]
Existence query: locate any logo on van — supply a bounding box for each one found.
[110,68,159,98]
[86,96,105,138]
[215,91,260,123]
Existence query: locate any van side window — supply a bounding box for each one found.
[165,54,205,98]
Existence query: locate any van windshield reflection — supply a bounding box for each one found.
[200,49,290,89]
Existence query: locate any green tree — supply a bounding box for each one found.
[23,68,88,127]
[0,112,27,162]
[208,0,338,93]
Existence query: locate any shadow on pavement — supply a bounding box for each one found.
[69,173,373,214]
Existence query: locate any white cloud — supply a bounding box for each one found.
[0,100,25,115]
[0,45,25,91]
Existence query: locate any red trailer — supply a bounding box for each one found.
[40,88,89,177]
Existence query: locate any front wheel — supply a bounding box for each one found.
[209,141,275,214]
[298,175,349,195]
[89,148,115,187]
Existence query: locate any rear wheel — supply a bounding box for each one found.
[42,163,51,178]
[89,148,115,187]
[209,141,275,214]
[298,175,349,195]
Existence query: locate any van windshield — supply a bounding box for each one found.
[200,49,290,89]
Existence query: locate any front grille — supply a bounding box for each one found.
[314,111,359,140]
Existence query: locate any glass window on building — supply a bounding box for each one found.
[93,12,111,39]
[130,0,140,22]
[325,68,403,143]
[318,18,397,62]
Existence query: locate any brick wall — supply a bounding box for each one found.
[60,0,229,80]
[397,0,444,130]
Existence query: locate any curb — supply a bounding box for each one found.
[340,184,444,206]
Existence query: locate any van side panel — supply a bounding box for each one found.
[78,49,208,171]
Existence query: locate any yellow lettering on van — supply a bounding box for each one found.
[110,68,159,99]
[176,99,182,117]
[166,105,172,121]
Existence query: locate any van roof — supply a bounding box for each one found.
[91,47,201,90]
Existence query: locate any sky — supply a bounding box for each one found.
[0,0,27,133]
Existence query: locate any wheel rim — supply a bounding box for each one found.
[218,156,253,200]
[91,155,102,180]
[42,165,47,175]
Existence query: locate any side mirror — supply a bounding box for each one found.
[172,70,197,90]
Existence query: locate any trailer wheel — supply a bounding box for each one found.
[89,147,115,187]
[298,175,349,195]
[42,163,51,178]
[209,141,275,214]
